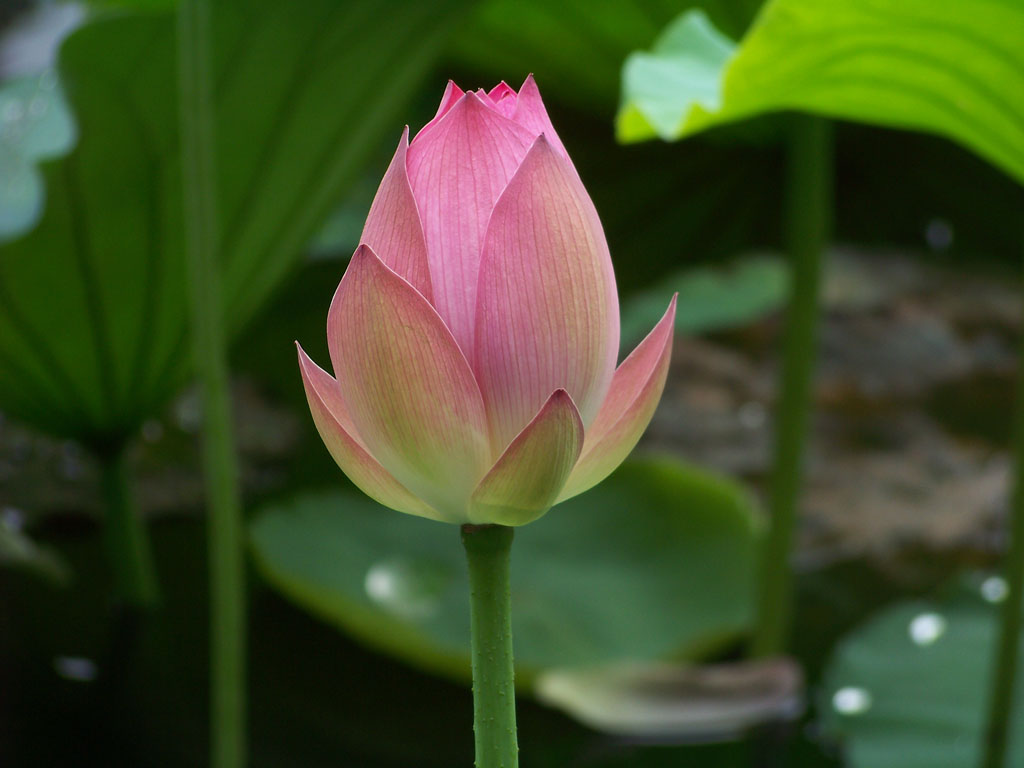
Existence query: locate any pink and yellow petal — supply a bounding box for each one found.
[359,127,431,300]
[558,296,676,502]
[474,135,619,452]
[327,245,490,519]
[296,344,443,521]
[470,389,583,526]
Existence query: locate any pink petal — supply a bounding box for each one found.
[328,245,490,519]
[486,81,518,117]
[296,344,444,521]
[512,74,571,164]
[558,296,677,502]
[470,389,583,526]
[474,135,619,452]
[412,80,465,142]
[359,127,431,300]
[488,81,517,101]
[406,91,536,358]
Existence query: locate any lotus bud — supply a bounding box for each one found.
[297,76,676,525]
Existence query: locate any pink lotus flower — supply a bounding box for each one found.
[297,76,676,525]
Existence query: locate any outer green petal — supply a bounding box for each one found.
[327,245,490,521]
[558,295,676,502]
[470,389,583,526]
[296,343,444,521]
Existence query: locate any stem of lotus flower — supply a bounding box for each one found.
[178,1,247,767]
[462,524,518,768]
[981,278,1024,768]
[99,446,158,607]
[752,115,832,658]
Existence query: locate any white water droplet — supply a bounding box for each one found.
[364,557,450,620]
[141,419,164,443]
[174,390,202,433]
[925,218,953,251]
[59,441,84,480]
[2,506,25,531]
[54,656,97,682]
[981,576,1008,604]
[909,612,946,646]
[833,686,872,715]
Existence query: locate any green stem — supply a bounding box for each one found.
[178,2,247,767]
[752,115,832,658]
[462,524,518,768]
[99,446,158,607]
[981,268,1024,768]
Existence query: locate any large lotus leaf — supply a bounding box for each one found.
[0,0,462,445]
[249,457,762,687]
[618,3,1024,185]
[820,576,1024,768]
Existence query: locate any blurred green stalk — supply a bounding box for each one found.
[462,524,519,768]
[752,115,832,658]
[981,283,1024,767]
[100,446,158,607]
[178,1,247,767]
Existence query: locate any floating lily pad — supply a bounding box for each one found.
[535,657,803,741]
[250,456,761,686]
[820,575,1024,768]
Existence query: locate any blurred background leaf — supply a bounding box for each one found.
[250,457,762,685]
[0,506,70,584]
[0,71,75,240]
[621,254,788,345]
[618,2,1024,185]
[0,0,464,447]
[619,10,736,138]
[820,575,1024,768]
[0,1,82,242]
